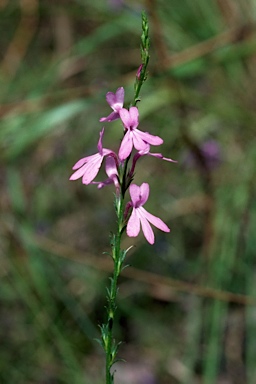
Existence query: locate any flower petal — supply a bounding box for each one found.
[138,209,155,244]
[119,108,131,128]
[105,91,116,108]
[126,208,140,237]
[72,156,89,170]
[129,184,141,206]
[147,152,177,162]
[70,154,99,181]
[118,131,133,160]
[92,178,114,189]
[105,156,118,179]
[132,132,150,152]
[100,111,120,122]
[97,128,105,153]
[69,152,105,184]
[81,155,104,184]
[100,87,124,122]
[135,129,163,146]
[114,87,124,108]
[70,152,98,172]
[69,163,88,180]
[140,207,170,233]
[139,183,150,205]
[129,183,149,207]
[105,87,124,111]
[128,107,139,128]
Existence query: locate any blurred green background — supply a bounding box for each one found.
[1,0,256,383]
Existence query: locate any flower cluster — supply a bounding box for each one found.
[70,87,175,244]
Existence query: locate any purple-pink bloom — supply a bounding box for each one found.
[92,156,120,190]
[129,149,177,177]
[126,183,170,245]
[69,128,116,185]
[100,87,124,122]
[118,107,164,160]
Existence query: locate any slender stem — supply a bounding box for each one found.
[133,11,150,106]
[102,12,150,383]
[104,192,125,384]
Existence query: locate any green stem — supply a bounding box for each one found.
[104,192,125,384]
[103,12,150,383]
[133,11,150,106]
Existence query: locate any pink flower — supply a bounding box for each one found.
[69,128,116,185]
[100,87,124,122]
[126,183,170,244]
[129,149,177,177]
[118,107,164,160]
[92,156,120,190]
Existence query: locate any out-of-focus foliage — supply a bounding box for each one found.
[1,0,256,383]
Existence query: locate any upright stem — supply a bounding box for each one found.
[133,11,150,106]
[102,12,150,383]
[103,191,125,384]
